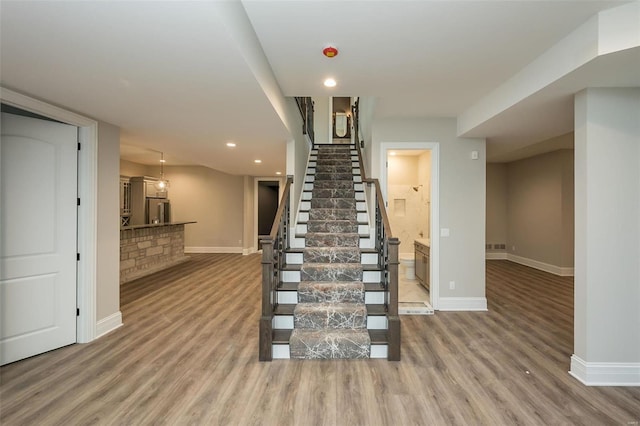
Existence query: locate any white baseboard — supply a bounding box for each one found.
[569,355,640,386]
[507,253,574,277]
[243,247,258,255]
[95,311,123,339]
[486,252,508,260]
[438,297,488,311]
[185,246,243,254]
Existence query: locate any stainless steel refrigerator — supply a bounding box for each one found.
[147,198,170,224]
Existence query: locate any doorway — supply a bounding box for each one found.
[380,142,440,311]
[1,88,100,346]
[1,110,78,364]
[257,180,280,248]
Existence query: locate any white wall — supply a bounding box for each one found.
[371,117,486,307]
[387,154,430,254]
[312,97,330,144]
[572,87,640,385]
[506,149,574,268]
[96,121,121,322]
[119,159,151,177]
[164,165,244,251]
[486,163,508,253]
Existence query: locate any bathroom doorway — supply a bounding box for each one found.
[380,142,440,312]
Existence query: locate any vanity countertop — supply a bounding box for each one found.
[415,238,430,248]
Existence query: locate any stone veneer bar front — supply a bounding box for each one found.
[120,222,195,283]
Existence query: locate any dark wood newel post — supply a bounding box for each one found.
[387,238,401,361]
[259,238,274,361]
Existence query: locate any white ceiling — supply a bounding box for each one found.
[1,1,636,171]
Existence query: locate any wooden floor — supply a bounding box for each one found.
[1,255,639,425]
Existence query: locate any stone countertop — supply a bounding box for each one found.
[121,221,196,231]
[415,238,430,248]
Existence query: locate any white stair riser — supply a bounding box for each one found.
[363,271,381,283]
[370,345,388,359]
[361,253,378,264]
[286,253,303,264]
[274,315,387,330]
[272,345,290,359]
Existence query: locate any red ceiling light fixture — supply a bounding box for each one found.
[322,46,338,58]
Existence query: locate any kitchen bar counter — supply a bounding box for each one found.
[121,221,196,231]
[120,221,196,283]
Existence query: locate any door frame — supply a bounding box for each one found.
[253,176,285,252]
[379,142,440,310]
[1,87,98,343]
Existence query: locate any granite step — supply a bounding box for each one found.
[293,302,367,329]
[309,180,355,190]
[314,165,353,174]
[306,220,358,233]
[298,281,365,303]
[300,263,363,282]
[289,328,371,359]
[310,198,356,209]
[303,247,361,263]
[309,208,357,221]
[305,233,360,247]
[311,188,356,199]
[312,159,355,166]
[315,172,353,181]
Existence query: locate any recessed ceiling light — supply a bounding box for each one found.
[276,171,282,175]
[324,78,337,88]
[390,151,397,156]
[254,159,262,164]
[226,142,236,147]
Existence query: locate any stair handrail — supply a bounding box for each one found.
[259,176,293,361]
[295,97,315,146]
[353,124,401,361]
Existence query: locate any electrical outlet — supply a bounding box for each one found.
[449,281,455,290]
[512,245,516,251]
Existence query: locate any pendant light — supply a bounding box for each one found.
[155,152,169,190]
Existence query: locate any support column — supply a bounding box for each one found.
[571,88,640,385]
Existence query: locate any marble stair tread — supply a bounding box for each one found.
[289,328,371,359]
[303,247,361,263]
[273,329,385,345]
[273,304,385,316]
[293,302,368,329]
[276,282,385,292]
[300,263,363,282]
[298,281,365,303]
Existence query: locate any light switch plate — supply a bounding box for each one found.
[441,228,450,237]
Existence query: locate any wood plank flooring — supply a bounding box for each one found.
[1,256,639,425]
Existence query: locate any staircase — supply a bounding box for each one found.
[260,143,399,360]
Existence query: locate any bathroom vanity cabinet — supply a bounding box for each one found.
[414,240,430,291]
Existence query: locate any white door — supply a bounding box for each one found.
[1,112,78,365]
